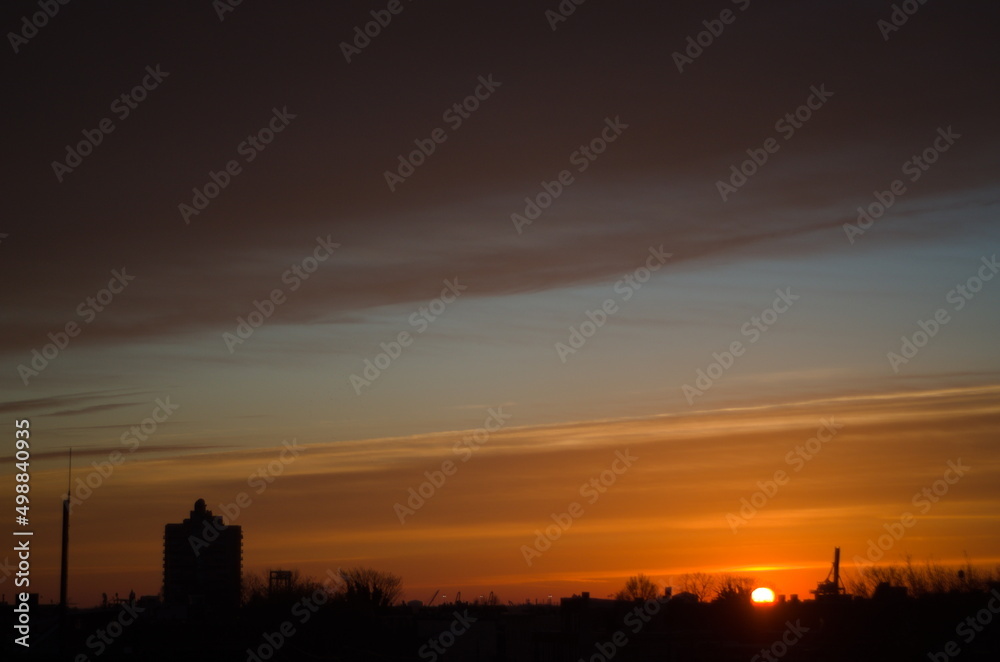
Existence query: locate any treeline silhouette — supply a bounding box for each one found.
[848,555,1000,598]
[7,559,1000,661]
[614,559,1000,604]
[613,572,758,602]
[243,566,403,608]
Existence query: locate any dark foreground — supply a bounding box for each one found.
[4,589,1000,662]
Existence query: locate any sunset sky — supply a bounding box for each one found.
[2,1,999,608]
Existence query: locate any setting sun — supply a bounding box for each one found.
[751,587,776,604]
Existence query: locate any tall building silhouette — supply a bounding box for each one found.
[163,498,242,610]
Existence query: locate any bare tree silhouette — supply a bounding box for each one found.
[614,573,660,601]
[337,567,404,608]
[242,568,324,605]
[714,574,756,602]
[678,572,717,602]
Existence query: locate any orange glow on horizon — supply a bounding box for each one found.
[11,384,1000,608]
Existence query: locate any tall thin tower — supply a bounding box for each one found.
[60,449,71,612]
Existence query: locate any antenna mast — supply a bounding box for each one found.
[60,449,71,611]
